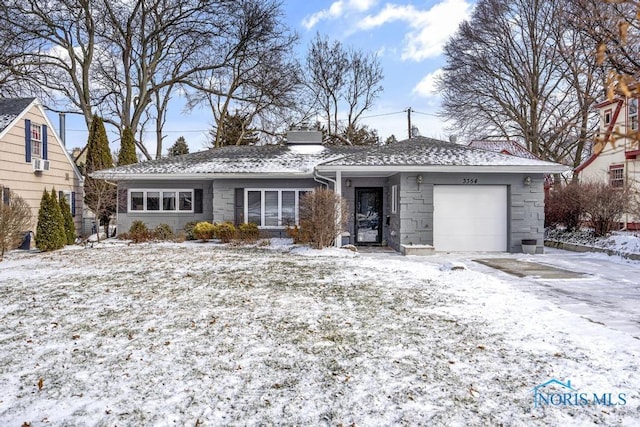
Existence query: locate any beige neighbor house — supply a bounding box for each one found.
[0,98,83,238]
[576,92,639,229]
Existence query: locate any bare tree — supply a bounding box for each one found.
[305,34,383,144]
[185,0,300,148]
[0,0,97,126]
[437,0,602,176]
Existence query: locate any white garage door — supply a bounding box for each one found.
[433,185,507,252]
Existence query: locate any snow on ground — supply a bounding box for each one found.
[546,228,640,255]
[0,241,638,426]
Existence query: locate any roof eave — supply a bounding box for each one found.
[316,164,571,174]
[91,171,317,181]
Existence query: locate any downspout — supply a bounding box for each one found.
[313,169,343,248]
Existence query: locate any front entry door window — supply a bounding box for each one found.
[356,188,383,244]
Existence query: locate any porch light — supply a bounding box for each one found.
[346,179,352,187]
[524,176,532,186]
[416,175,423,185]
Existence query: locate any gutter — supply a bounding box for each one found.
[313,169,336,188]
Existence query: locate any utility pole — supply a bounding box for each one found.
[406,107,412,139]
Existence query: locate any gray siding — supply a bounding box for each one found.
[117,180,213,234]
[395,172,545,253]
[213,178,322,238]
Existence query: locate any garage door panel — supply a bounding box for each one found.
[433,185,507,252]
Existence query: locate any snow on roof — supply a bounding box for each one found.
[321,137,561,167]
[94,136,568,180]
[468,140,540,160]
[0,98,35,134]
[94,144,367,178]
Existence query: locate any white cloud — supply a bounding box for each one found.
[302,0,377,29]
[413,68,443,98]
[358,0,473,61]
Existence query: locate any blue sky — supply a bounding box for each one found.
[50,0,475,157]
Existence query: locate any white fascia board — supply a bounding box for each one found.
[316,164,571,174]
[91,172,316,181]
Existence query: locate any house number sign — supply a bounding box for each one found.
[462,178,478,184]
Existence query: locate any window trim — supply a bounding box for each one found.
[31,123,43,158]
[629,98,638,131]
[128,189,194,213]
[391,184,398,214]
[244,188,313,228]
[609,164,624,188]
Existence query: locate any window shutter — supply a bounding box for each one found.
[117,189,128,213]
[2,187,10,206]
[234,188,244,225]
[25,119,31,163]
[42,125,48,160]
[71,192,76,217]
[194,189,203,214]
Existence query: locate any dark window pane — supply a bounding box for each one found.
[147,191,160,211]
[163,192,176,210]
[282,191,296,226]
[248,191,261,225]
[179,191,192,211]
[131,191,144,211]
[265,191,278,226]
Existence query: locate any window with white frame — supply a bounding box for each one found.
[629,98,638,131]
[245,188,311,228]
[129,189,193,212]
[31,123,42,158]
[391,185,398,214]
[610,165,624,188]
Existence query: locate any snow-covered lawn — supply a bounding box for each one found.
[546,228,640,255]
[0,241,638,426]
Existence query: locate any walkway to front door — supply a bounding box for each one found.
[355,187,382,245]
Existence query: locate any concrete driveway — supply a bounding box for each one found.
[366,247,640,337]
[470,248,640,336]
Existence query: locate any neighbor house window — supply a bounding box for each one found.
[391,185,398,214]
[609,165,624,188]
[244,188,312,228]
[629,98,638,131]
[31,123,42,158]
[129,189,194,212]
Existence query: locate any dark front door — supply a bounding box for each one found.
[355,187,383,244]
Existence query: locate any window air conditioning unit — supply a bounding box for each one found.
[32,158,50,172]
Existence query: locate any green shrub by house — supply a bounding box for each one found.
[153,223,174,241]
[128,221,151,243]
[238,223,259,242]
[215,222,237,243]
[36,189,66,251]
[193,222,215,241]
[58,195,76,244]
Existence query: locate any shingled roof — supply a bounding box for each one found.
[93,144,368,179]
[468,140,540,160]
[318,137,565,169]
[93,136,568,180]
[0,98,36,134]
